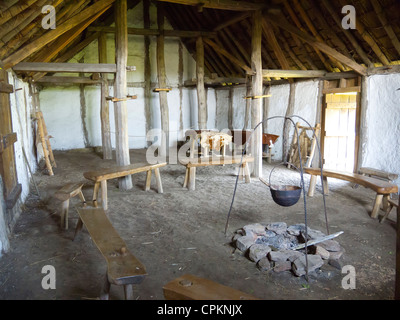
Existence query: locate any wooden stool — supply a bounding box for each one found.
[380,198,399,223]
[54,183,86,230]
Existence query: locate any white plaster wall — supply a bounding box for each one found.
[364,73,400,187]
[0,72,36,257]
[232,87,247,129]
[39,2,198,151]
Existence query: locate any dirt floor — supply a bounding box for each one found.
[0,149,397,300]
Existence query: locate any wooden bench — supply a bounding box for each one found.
[83,162,167,210]
[163,274,259,300]
[54,183,86,230]
[74,207,147,300]
[180,156,254,191]
[305,167,398,219]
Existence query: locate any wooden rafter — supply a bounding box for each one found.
[264,12,368,76]
[156,0,265,11]
[370,0,400,57]
[2,0,116,70]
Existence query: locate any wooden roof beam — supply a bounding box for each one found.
[203,38,253,74]
[156,0,265,11]
[262,69,326,78]
[12,62,122,74]
[320,0,372,67]
[370,0,400,57]
[88,26,217,38]
[264,12,367,76]
[2,0,116,70]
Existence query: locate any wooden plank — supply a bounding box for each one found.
[251,11,263,178]
[35,76,101,84]
[164,274,259,300]
[2,0,116,70]
[264,12,367,76]
[203,38,252,74]
[157,3,170,158]
[13,62,118,73]
[322,86,361,95]
[262,70,326,78]
[77,207,147,285]
[156,0,265,11]
[0,82,14,93]
[196,37,207,129]
[88,26,217,38]
[114,0,132,190]
[98,32,112,160]
[304,168,398,194]
[84,162,167,182]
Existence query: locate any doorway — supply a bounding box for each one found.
[321,91,360,173]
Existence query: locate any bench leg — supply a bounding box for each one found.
[238,164,244,181]
[183,167,189,188]
[100,180,108,210]
[380,203,395,224]
[100,273,111,300]
[73,218,84,241]
[382,194,390,212]
[92,182,100,208]
[308,175,317,197]
[145,170,152,191]
[322,176,329,195]
[60,200,69,230]
[78,190,86,206]
[244,162,251,184]
[124,284,133,300]
[154,168,163,194]
[371,194,384,219]
[188,167,196,191]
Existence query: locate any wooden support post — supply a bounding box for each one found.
[114,0,132,190]
[157,3,169,159]
[250,11,263,178]
[196,36,207,130]
[99,32,112,160]
[143,0,152,146]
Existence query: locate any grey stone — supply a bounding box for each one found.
[268,249,304,262]
[315,245,330,260]
[292,255,324,277]
[248,244,271,262]
[328,258,343,270]
[287,224,307,236]
[307,228,327,240]
[329,248,345,260]
[257,257,273,271]
[232,233,242,243]
[256,234,292,251]
[266,222,287,235]
[235,236,255,252]
[243,223,267,236]
[318,240,342,252]
[273,260,292,273]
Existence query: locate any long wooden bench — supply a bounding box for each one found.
[180,156,254,191]
[163,274,259,300]
[305,167,398,219]
[83,162,167,210]
[74,207,147,300]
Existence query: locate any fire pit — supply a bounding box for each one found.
[232,222,345,277]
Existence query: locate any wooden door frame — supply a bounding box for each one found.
[320,88,361,173]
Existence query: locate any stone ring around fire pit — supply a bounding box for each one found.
[232,222,345,277]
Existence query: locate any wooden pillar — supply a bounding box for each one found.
[250,11,263,178]
[157,3,169,158]
[243,75,251,130]
[196,36,207,130]
[99,32,112,160]
[114,0,132,190]
[143,0,152,146]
